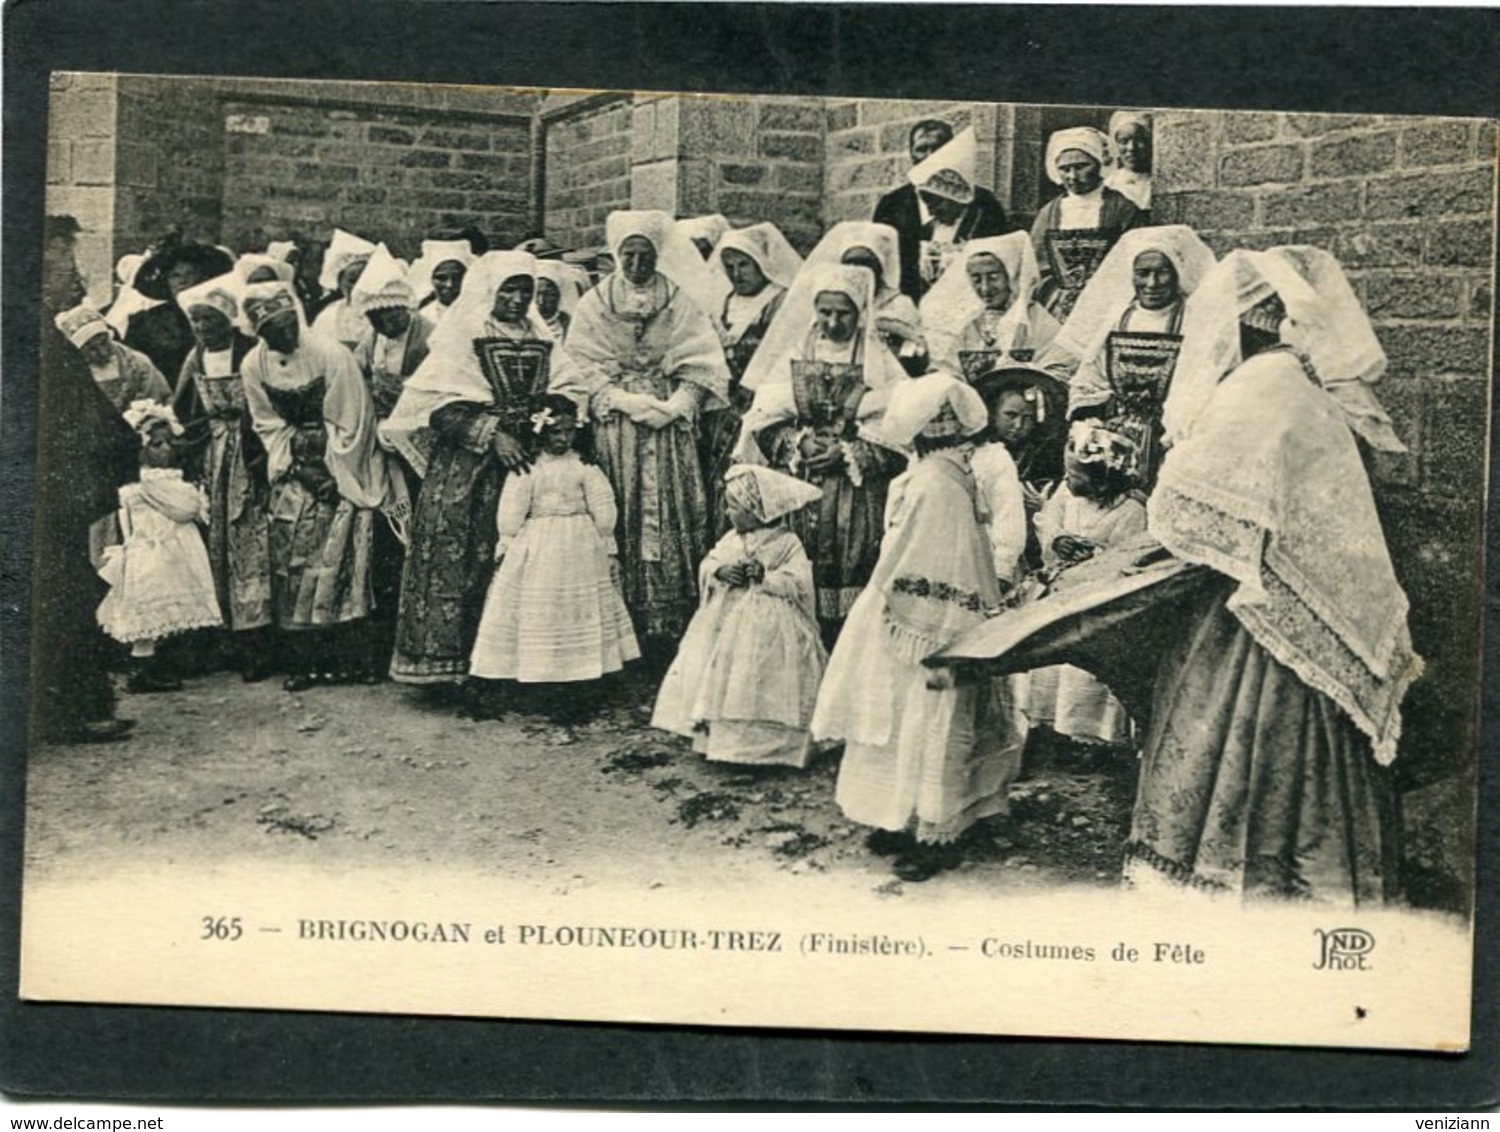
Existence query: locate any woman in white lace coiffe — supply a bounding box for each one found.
[1124,246,1420,904]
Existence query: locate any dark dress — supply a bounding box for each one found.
[390,335,553,684]
[700,288,785,537]
[873,183,1012,303]
[124,303,197,391]
[756,354,905,638]
[173,335,272,632]
[1028,188,1146,320]
[31,322,140,740]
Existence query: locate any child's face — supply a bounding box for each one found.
[541,417,577,455]
[726,500,761,533]
[141,423,177,468]
[990,391,1036,447]
[1063,442,1098,497]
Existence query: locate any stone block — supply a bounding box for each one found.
[1379,324,1489,378]
[1364,168,1494,221]
[116,141,158,189]
[421,127,490,151]
[1425,219,1495,269]
[677,159,715,215]
[50,88,115,139]
[630,161,678,212]
[1219,144,1304,187]
[69,139,114,186]
[1310,131,1398,178]
[1222,112,1279,144]
[775,164,822,194]
[1333,223,1425,269]
[1154,116,1216,191]
[1399,121,1474,168]
[1469,279,1492,321]
[1364,274,1463,321]
[315,142,369,166]
[46,141,70,185]
[1366,378,1423,488]
[1283,113,1370,137]
[345,186,389,206]
[1262,181,1362,227]
[431,170,491,192]
[719,163,766,186]
[826,102,858,132]
[679,98,755,157]
[827,129,875,158]
[367,124,415,146]
[758,131,821,163]
[1422,378,1490,501]
[759,102,822,133]
[1152,189,1257,231]
[399,149,452,170]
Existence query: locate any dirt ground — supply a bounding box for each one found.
[24,665,1141,898]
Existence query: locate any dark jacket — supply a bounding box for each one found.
[873,182,1012,302]
[1029,188,1147,315]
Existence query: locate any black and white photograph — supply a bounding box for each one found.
[13,62,1496,1056]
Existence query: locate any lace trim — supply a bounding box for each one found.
[1122,841,1231,893]
[1150,488,1421,766]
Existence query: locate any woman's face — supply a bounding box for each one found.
[432,261,467,307]
[726,498,761,534]
[337,260,367,300]
[368,306,412,340]
[1132,251,1181,311]
[840,247,883,290]
[720,248,768,297]
[257,309,300,355]
[79,332,114,367]
[1063,441,1097,497]
[187,306,234,350]
[814,291,860,345]
[166,260,205,299]
[1114,124,1152,173]
[990,390,1036,448]
[491,275,536,324]
[966,253,1013,312]
[619,236,657,286]
[534,278,562,320]
[1056,149,1103,196]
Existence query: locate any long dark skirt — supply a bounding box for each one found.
[390,444,505,684]
[1124,581,1396,905]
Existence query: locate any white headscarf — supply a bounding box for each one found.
[409,238,476,306]
[919,233,1043,366]
[54,304,111,349]
[103,253,162,337]
[234,253,295,287]
[318,228,377,293]
[607,209,719,302]
[1042,225,1218,373]
[802,221,904,305]
[723,464,823,524]
[908,126,978,204]
[175,272,242,323]
[241,281,307,336]
[534,260,592,317]
[739,261,906,395]
[675,213,732,251]
[351,244,416,315]
[873,370,988,452]
[1045,127,1110,186]
[1162,246,1400,451]
[707,222,805,338]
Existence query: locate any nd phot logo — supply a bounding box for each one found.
[1313,927,1374,971]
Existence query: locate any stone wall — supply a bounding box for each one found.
[1154,110,1498,791]
[543,96,634,253]
[44,74,118,308]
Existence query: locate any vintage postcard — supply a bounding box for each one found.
[17,71,1494,1055]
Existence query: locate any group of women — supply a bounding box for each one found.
[62,116,1420,904]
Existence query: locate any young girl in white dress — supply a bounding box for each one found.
[1026,420,1147,745]
[652,465,826,769]
[96,400,223,693]
[468,394,639,716]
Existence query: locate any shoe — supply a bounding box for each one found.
[125,670,184,694]
[283,671,332,693]
[864,828,909,858]
[892,843,964,883]
[55,718,135,744]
